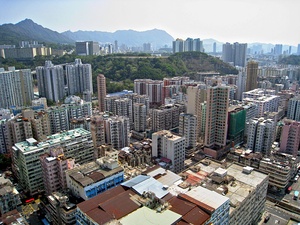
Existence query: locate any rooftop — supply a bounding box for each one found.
[119,206,181,225]
[13,128,91,153]
[66,159,123,187]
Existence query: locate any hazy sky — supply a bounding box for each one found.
[1,0,300,46]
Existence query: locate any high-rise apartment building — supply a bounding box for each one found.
[105,97,133,127]
[274,44,283,55]
[287,96,300,121]
[146,80,164,107]
[134,79,152,95]
[36,61,65,102]
[245,61,258,92]
[133,103,147,132]
[65,59,93,96]
[228,107,246,146]
[12,128,94,195]
[97,74,107,112]
[297,44,300,55]
[205,85,230,148]
[152,130,185,173]
[0,67,34,109]
[172,38,184,53]
[222,42,247,67]
[76,41,100,55]
[247,118,275,156]
[151,104,186,132]
[90,115,106,149]
[173,38,203,53]
[47,106,69,134]
[236,67,247,100]
[132,94,150,115]
[280,119,300,157]
[179,113,197,149]
[105,116,130,150]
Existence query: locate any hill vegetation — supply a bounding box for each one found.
[0,52,238,93]
[0,19,74,45]
[279,55,300,65]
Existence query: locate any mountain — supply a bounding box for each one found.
[62,29,174,48]
[0,19,74,45]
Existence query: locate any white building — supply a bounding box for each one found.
[152,130,185,173]
[242,89,279,117]
[179,113,197,149]
[36,61,65,102]
[247,118,275,156]
[183,186,230,225]
[0,67,34,108]
[65,59,93,96]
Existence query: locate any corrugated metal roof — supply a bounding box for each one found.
[87,171,105,182]
[182,207,210,225]
[86,208,113,225]
[178,194,215,215]
[132,177,169,199]
[168,196,195,215]
[98,189,140,219]
[121,175,150,188]
[77,185,127,213]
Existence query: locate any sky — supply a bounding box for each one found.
[1,0,300,46]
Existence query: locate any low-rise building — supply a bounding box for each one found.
[66,157,124,200]
[40,192,77,225]
[0,176,22,216]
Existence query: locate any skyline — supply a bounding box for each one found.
[0,0,300,46]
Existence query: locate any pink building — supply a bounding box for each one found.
[40,147,75,195]
[280,119,300,157]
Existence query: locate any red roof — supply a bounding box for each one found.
[77,185,127,213]
[168,196,210,225]
[98,189,140,219]
[178,194,215,214]
[182,207,210,225]
[86,208,113,225]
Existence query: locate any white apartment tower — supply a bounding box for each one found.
[152,130,185,173]
[287,96,300,121]
[36,61,65,102]
[105,116,130,150]
[179,113,197,149]
[65,59,93,96]
[0,68,34,108]
[247,118,275,156]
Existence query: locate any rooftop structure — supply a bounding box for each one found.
[66,157,124,200]
[179,159,269,225]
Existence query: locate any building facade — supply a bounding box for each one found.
[12,128,95,195]
[152,130,185,173]
[97,74,107,112]
[205,85,230,148]
[0,68,34,109]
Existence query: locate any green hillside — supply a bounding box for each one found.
[0,52,238,93]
